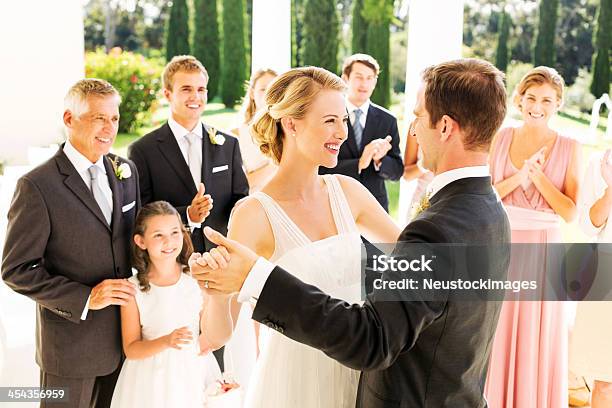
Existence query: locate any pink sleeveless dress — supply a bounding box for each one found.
[485,128,576,408]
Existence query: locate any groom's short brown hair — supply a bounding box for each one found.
[162,55,209,90]
[422,59,506,152]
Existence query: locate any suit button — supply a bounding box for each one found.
[266,322,275,329]
[276,326,284,334]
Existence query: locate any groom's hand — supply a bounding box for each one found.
[188,183,213,223]
[190,227,258,294]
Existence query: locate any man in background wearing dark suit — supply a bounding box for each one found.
[194,58,512,407]
[128,55,248,370]
[2,79,139,407]
[320,54,403,212]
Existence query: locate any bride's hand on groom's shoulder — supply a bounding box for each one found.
[190,227,258,294]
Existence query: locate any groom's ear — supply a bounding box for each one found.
[439,115,456,143]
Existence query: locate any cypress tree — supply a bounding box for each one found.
[165,0,191,61]
[495,9,511,72]
[301,0,339,73]
[590,0,611,98]
[193,0,220,100]
[221,0,247,107]
[363,0,393,108]
[291,0,305,67]
[352,0,368,53]
[533,0,559,67]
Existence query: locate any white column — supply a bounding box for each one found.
[251,0,292,74]
[398,0,464,225]
[0,1,84,166]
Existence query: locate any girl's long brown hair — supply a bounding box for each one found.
[131,201,194,292]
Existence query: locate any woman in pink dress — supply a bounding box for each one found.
[485,66,582,407]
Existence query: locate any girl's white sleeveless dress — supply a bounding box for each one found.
[110,273,221,408]
[245,175,362,407]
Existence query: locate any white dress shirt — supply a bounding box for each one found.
[579,153,612,241]
[63,139,114,320]
[237,165,492,303]
[168,116,205,229]
[425,165,491,199]
[346,99,370,130]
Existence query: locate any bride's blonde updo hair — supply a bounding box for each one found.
[250,66,346,164]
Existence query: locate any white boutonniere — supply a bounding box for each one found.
[207,126,226,146]
[110,157,132,180]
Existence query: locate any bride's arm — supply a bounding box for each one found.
[337,176,401,243]
[199,199,274,348]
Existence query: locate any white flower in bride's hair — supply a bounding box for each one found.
[208,127,226,145]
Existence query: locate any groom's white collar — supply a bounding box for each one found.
[426,166,490,199]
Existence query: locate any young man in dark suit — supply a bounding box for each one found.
[193,59,512,407]
[128,56,249,370]
[2,79,139,408]
[320,54,403,212]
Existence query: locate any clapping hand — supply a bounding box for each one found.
[188,183,213,223]
[525,146,547,184]
[371,136,393,162]
[359,136,393,171]
[164,326,193,350]
[190,227,258,294]
[517,146,546,189]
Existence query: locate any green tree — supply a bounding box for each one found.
[221,0,247,107]
[291,0,305,67]
[193,0,221,100]
[363,0,393,107]
[590,0,611,98]
[165,0,191,61]
[555,0,596,85]
[301,0,339,72]
[533,0,559,66]
[495,9,511,72]
[351,0,368,53]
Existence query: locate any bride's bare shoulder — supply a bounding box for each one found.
[335,174,372,201]
[228,196,274,258]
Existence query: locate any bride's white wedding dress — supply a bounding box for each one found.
[245,174,362,408]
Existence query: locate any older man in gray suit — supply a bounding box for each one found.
[2,79,139,407]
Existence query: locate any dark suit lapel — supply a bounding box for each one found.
[361,105,380,149]
[346,121,360,157]
[56,149,111,230]
[201,123,213,191]
[157,123,198,196]
[104,156,123,237]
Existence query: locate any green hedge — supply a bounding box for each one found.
[86,48,163,134]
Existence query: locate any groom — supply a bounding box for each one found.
[194,59,511,407]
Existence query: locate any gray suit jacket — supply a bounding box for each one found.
[1,147,140,378]
[252,177,510,407]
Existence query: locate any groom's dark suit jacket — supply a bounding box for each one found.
[1,148,140,378]
[128,123,249,252]
[319,103,403,212]
[252,177,510,407]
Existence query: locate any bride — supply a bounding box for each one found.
[206,66,400,407]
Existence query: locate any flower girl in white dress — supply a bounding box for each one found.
[110,201,221,408]
[204,67,402,407]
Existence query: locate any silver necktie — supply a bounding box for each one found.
[353,108,364,149]
[185,133,202,186]
[88,165,112,225]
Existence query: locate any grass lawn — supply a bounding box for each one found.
[113,99,609,241]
